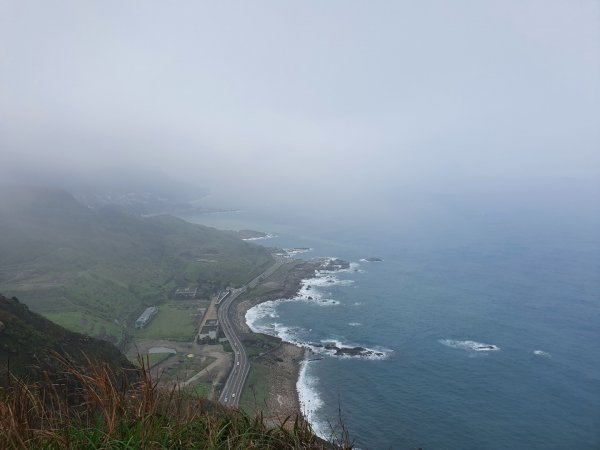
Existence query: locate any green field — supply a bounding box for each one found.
[240,363,272,414]
[135,303,198,341]
[146,352,175,367]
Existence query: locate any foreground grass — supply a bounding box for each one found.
[0,356,351,449]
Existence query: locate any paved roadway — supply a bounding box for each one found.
[218,256,285,407]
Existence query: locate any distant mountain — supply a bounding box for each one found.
[2,166,210,216]
[74,190,224,216]
[0,293,133,385]
[0,184,273,345]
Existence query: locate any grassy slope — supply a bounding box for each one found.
[0,294,133,382]
[0,185,273,345]
[0,294,347,448]
[0,359,344,449]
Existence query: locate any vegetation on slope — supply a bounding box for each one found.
[0,185,273,345]
[0,356,351,449]
[0,294,133,383]
[0,293,353,448]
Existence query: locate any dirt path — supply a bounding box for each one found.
[179,351,232,388]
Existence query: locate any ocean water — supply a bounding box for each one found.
[185,200,600,449]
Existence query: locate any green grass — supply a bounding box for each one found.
[134,303,198,341]
[0,358,351,449]
[240,363,272,414]
[185,382,212,398]
[0,186,275,346]
[0,294,133,383]
[244,281,282,298]
[242,333,280,358]
[43,310,123,342]
[222,341,234,353]
[165,355,217,382]
[146,352,174,367]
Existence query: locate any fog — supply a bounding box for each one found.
[1,0,599,220]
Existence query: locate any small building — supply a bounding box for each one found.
[135,306,158,329]
[175,287,198,299]
[197,319,219,341]
[198,325,218,340]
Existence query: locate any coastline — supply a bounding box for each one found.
[231,259,321,421]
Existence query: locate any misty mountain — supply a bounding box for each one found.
[0,184,273,344]
[2,166,216,215]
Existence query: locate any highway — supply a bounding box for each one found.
[218,256,285,407]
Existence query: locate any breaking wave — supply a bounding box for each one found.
[297,360,326,439]
[242,233,277,241]
[246,311,391,360]
[245,260,390,360]
[439,339,501,352]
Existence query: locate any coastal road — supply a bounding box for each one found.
[218,256,285,407]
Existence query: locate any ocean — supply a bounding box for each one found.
[185,198,600,449]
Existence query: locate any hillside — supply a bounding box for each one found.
[0,185,274,345]
[0,293,346,448]
[0,293,132,383]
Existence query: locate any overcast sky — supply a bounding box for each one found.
[1,0,599,214]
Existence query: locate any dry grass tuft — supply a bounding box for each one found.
[0,353,353,449]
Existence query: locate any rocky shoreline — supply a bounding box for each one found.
[231,258,344,422]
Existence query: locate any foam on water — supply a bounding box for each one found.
[283,248,313,257]
[242,233,277,241]
[312,339,392,360]
[297,360,327,438]
[439,339,500,352]
[245,300,279,326]
[314,258,361,274]
[305,275,354,288]
[246,261,390,360]
[247,312,390,360]
[533,350,551,358]
[348,322,362,327]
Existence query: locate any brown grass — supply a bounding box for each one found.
[0,354,353,449]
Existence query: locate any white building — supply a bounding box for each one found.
[135,306,158,329]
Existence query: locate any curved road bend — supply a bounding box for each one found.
[218,256,285,407]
